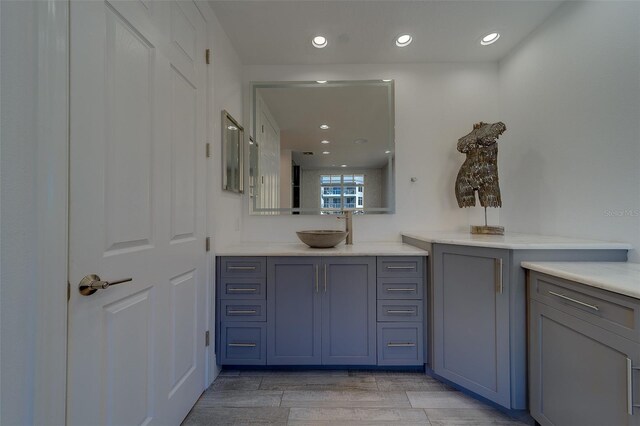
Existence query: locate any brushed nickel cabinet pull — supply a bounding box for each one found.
[387,310,416,314]
[386,288,416,292]
[386,266,414,270]
[548,290,599,311]
[227,288,258,292]
[228,266,256,270]
[626,358,640,414]
[324,264,327,293]
[315,264,319,293]
[228,343,257,348]
[495,258,503,294]
[228,310,257,314]
[387,342,416,347]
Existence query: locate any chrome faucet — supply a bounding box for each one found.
[338,210,353,245]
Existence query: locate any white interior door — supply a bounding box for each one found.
[68,1,207,424]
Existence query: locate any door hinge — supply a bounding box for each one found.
[67,281,70,301]
[205,49,211,65]
[206,142,211,158]
[205,236,211,252]
[261,124,264,133]
[205,330,210,347]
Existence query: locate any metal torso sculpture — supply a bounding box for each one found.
[455,121,506,208]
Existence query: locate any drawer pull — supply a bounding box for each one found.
[626,358,640,414]
[228,343,257,348]
[386,288,416,292]
[228,310,257,314]
[227,288,258,292]
[387,342,416,347]
[548,291,599,311]
[228,266,257,270]
[387,310,415,314]
[386,266,414,270]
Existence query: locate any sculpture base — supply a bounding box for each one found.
[470,225,504,235]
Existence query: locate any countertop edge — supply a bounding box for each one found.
[215,242,429,257]
[521,261,640,300]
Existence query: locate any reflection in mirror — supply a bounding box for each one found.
[222,110,244,193]
[250,81,395,215]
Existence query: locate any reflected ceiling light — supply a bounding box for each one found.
[316,80,328,84]
[385,150,392,154]
[480,32,500,45]
[321,140,330,144]
[320,124,330,130]
[322,151,330,155]
[227,125,238,130]
[395,34,412,47]
[341,164,347,167]
[312,35,328,48]
[382,79,392,82]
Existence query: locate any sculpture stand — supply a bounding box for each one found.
[471,207,504,235]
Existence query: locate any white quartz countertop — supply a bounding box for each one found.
[522,262,640,299]
[216,242,428,257]
[402,230,631,250]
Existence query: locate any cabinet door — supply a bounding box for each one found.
[530,301,640,426]
[321,257,376,365]
[267,257,321,364]
[433,244,511,407]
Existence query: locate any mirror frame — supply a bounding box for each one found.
[249,80,395,215]
[222,110,245,194]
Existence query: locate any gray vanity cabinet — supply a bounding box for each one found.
[529,271,640,426]
[433,244,511,407]
[267,256,376,365]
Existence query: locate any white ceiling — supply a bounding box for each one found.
[257,83,392,168]
[209,0,563,65]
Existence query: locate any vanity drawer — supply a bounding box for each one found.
[377,256,423,278]
[529,271,640,342]
[377,277,424,300]
[220,323,266,365]
[221,300,266,322]
[220,277,266,300]
[221,257,266,278]
[377,300,423,322]
[377,323,424,366]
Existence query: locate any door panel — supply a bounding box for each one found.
[267,257,322,364]
[322,257,376,365]
[433,245,510,407]
[68,2,207,424]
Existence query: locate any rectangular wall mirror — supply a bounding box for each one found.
[250,80,395,215]
[222,110,244,193]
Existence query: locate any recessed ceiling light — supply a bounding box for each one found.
[312,35,327,49]
[321,140,330,144]
[320,124,330,130]
[385,150,392,154]
[382,79,392,82]
[341,164,347,167]
[322,151,330,155]
[354,138,368,144]
[395,34,412,47]
[316,80,327,84]
[227,125,238,130]
[480,32,500,46]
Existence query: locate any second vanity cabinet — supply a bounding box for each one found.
[267,257,376,365]
[528,270,640,426]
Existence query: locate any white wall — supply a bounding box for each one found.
[209,8,244,250]
[242,63,501,242]
[1,1,68,424]
[499,1,640,262]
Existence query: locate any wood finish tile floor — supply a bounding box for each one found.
[182,370,530,425]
